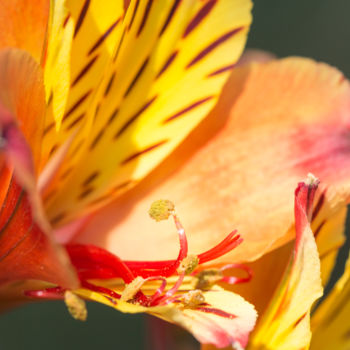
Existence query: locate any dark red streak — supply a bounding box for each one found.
[183,0,216,38]
[88,18,122,55]
[74,0,91,38]
[186,27,243,68]
[163,96,214,123]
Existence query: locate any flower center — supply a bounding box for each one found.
[26,200,252,314]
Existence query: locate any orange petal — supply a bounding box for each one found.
[74,57,350,263]
[0,179,78,289]
[0,0,50,63]
[247,176,323,350]
[228,206,347,318]
[0,48,46,171]
[0,49,78,290]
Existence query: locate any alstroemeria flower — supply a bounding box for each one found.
[1,1,350,349]
[0,0,260,348]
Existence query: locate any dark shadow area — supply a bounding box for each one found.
[248,0,350,77]
[0,301,145,350]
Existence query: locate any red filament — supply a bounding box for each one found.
[25,213,246,308]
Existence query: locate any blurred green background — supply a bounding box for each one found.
[1,0,350,349]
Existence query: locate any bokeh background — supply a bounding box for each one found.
[1,0,350,349]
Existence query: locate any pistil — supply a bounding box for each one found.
[26,200,252,314]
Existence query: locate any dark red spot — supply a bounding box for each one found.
[63,14,70,28]
[137,0,153,36]
[186,27,243,68]
[163,96,214,123]
[60,166,74,180]
[312,191,326,222]
[121,140,167,165]
[50,212,67,225]
[63,90,92,122]
[128,0,140,30]
[71,55,98,87]
[106,107,119,127]
[183,0,216,38]
[89,129,105,150]
[293,312,308,328]
[78,187,94,200]
[104,72,116,97]
[65,113,85,131]
[114,96,157,138]
[82,171,99,187]
[113,29,126,63]
[49,144,59,157]
[88,18,122,55]
[197,307,236,319]
[74,0,91,38]
[43,122,55,136]
[124,57,149,97]
[156,51,178,78]
[207,63,235,77]
[159,0,181,36]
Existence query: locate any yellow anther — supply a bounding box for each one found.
[64,290,87,321]
[182,289,205,307]
[148,199,175,222]
[195,269,223,290]
[121,276,145,302]
[306,173,319,186]
[177,255,199,275]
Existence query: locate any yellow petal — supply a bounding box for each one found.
[311,252,350,350]
[229,206,347,319]
[314,206,347,287]
[41,0,124,168]
[43,0,74,132]
[248,178,323,350]
[75,57,350,263]
[44,0,253,226]
[76,286,257,349]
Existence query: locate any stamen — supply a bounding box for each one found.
[177,254,199,275]
[195,269,224,289]
[61,200,248,310]
[66,244,135,283]
[64,290,87,321]
[148,199,175,222]
[181,289,205,307]
[153,273,186,305]
[121,276,145,301]
[198,230,242,264]
[126,228,241,275]
[81,280,121,300]
[220,263,253,284]
[126,208,188,278]
[77,267,118,280]
[146,277,168,305]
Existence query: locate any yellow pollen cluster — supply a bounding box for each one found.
[195,269,224,290]
[177,254,199,275]
[64,291,87,321]
[182,290,205,307]
[121,276,145,302]
[148,199,175,222]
